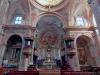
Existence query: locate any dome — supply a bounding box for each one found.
[35,0,63,6]
[30,0,68,11]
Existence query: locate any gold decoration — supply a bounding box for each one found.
[35,0,63,6]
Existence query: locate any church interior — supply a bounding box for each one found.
[0,0,100,75]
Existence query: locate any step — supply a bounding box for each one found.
[6,70,96,75]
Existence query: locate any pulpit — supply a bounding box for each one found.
[64,36,74,49]
[23,37,33,71]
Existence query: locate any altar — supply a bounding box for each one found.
[32,15,66,70]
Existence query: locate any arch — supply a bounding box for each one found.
[35,12,64,47]
[7,35,22,44]
[33,12,65,68]
[2,34,24,68]
[74,34,94,50]
[75,35,96,70]
[33,12,66,27]
[3,33,25,47]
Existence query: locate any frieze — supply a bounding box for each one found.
[2,25,35,31]
[64,27,91,31]
[69,31,93,38]
[2,24,35,32]
[2,25,35,38]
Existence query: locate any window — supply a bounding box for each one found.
[15,16,23,24]
[76,16,87,26]
[76,17,84,26]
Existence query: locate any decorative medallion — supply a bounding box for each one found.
[30,0,68,11]
[35,0,63,6]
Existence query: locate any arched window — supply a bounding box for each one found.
[14,15,23,25]
[75,16,88,26]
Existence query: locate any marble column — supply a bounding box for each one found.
[24,56,29,71]
[23,48,31,71]
[0,44,6,67]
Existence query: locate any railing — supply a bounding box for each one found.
[2,66,100,75]
[5,71,100,75]
[61,72,99,75]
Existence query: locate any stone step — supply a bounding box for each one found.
[6,70,96,75]
[39,70,60,75]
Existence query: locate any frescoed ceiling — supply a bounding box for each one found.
[35,0,63,6]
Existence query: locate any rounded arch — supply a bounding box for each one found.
[7,35,22,44]
[74,34,94,48]
[2,34,24,68]
[75,34,96,70]
[5,33,25,46]
[33,12,66,27]
[32,12,65,68]
[34,12,65,47]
